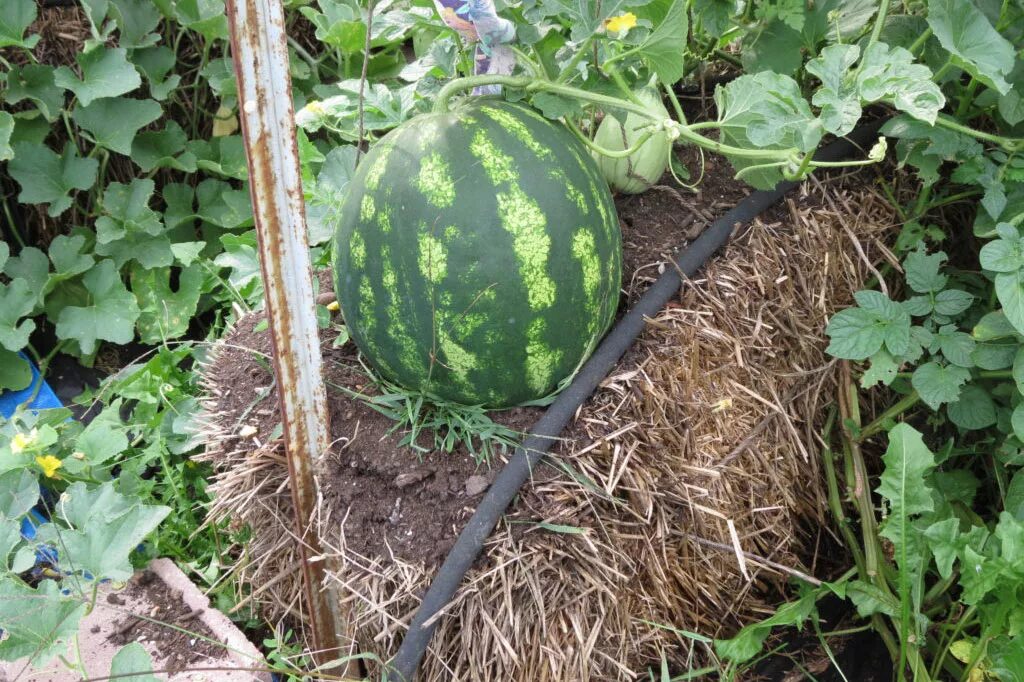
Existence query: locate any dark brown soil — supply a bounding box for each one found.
[108,569,224,674]
[209,151,749,568]
[615,147,749,298]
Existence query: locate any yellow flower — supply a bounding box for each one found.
[326,300,340,312]
[35,454,63,479]
[10,428,38,454]
[605,12,637,33]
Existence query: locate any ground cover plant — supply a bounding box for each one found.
[0,0,1022,679]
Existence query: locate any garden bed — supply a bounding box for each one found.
[200,157,899,679]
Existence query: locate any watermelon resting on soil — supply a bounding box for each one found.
[333,99,622,407]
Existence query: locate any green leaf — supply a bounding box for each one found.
[4,65,65,122]
[0,580,87,665]
[538,0,652,41]
[131,121,197,173]
[0,278,37,352]
[1012,403,1024,441]
[998,60,1024,126]
[72,97,162,156]
[807,44,862,136]
[947,384,997,430]
[861,348,899,388]
[827,307,886,359]
[0,113,13,162]
[936,327,975,367]
[827,290,912,360]
[847,580,899,617]
[988,636,1024,682]
[94,179,172,269]
[923,517,961,579]
[927,0,1015,94]
[3,246,48,309]
[110,642,160,682]
[214,233,262,299]
[912,361,970,409]
[531,91,584,120]
[108,0,161,48]
[633,0,688,85]
[188,135,248,180]
[55,260,141,355]
[716,72,821,189]
[980,226,1024,272]
[196,179,253,229]
[878,424,936,529]
[174,0,229,41]
[170,241,206,267]
[1006,470,1024,520]
[855,42,945,124]
[741,20,803,77]
[0,349,32,391]
[39,481,170,581]
[0,518,23,570]
[714,587,817,663]
[300,0,367,53]
[54,47,141,106]
[0,0,40,49]
[8,142,98,217]
[132,46,181,101]
[131,264,203,344]
[0,469,39,520]
[48,234,95,283]
[996,270,1024,335]
[904,249,949,293]
[75,403,129,468]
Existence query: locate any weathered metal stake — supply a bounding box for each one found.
[225,0,346,666]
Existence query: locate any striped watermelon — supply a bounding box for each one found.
[332,99,622,407]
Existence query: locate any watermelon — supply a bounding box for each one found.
[332,99,622,407]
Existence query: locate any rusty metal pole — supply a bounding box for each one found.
[225,0,346,666]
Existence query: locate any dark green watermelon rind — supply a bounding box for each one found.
[334,99,621,407]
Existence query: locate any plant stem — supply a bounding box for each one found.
[433,75,802,160]
[858,391,920,441]
[565,118,655,158]
[867,0,891,48]
[821,406,869,577]
[935,114,1023,151]
[908,28,933,56]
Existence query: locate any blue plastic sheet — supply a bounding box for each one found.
[0,352,63,419]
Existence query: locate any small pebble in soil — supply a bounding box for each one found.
[464,475,489,497]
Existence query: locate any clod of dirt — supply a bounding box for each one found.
[464,475,490,497]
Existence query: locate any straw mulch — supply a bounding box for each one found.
[198,178,899,679]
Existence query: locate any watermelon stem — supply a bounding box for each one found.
[433,75,808,162]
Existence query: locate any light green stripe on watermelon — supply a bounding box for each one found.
[416,153,456,208]
[358,275,375,334]
[479,106,553,161]
[349,231,367,268]
[380,245,426,377]
[418,232,448,284]
[438,329,478,393]
[378,207,391,233]
[571,228,602,339]
[525,318,562,393]
[550,169,588,214]
[470,130,518,185]
[360,194,375,221]
[364,144,392,191]
[496,186,555,310]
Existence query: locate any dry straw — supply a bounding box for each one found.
[198,178,899,679]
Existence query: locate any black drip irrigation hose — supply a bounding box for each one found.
[386,119,886,681]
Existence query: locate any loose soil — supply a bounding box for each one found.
[107,569,224,675]
[208,150,776,569]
